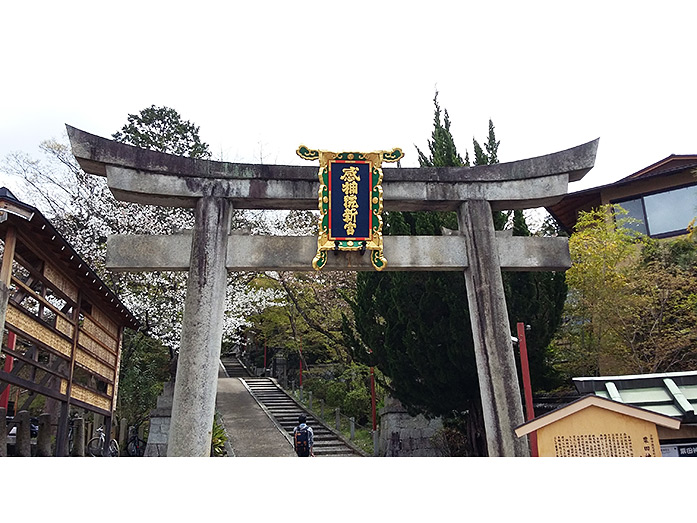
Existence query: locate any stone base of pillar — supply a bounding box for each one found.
[378,397,444,457]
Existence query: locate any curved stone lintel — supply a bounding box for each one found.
[67,125,598,209]
[106,165,573,211]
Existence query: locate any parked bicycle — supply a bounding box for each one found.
[65,412,83,456]
[126,425,146,457]
[66,416,75,456]
[87,425,119,457]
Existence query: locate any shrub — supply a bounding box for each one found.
[342,388,371,425]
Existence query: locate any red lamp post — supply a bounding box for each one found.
[263,339,267,376]
[370,366,377,431]
[298,336,303,387]
[516,322,538,457]
[0,332,16,410]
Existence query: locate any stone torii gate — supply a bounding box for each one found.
[66,125,598,457]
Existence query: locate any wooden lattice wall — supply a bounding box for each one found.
[1,190,137,456]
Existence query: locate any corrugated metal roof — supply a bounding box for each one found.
[573,370,697,423]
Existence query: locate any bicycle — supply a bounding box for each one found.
[87,426,119,457]
[126,425,146,457]
[66,416,76,456]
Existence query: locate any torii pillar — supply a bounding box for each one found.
[66,125,598,456]
[168,195,232,456]
[459,199,527,456]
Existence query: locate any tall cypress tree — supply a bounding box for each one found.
[347,92,487,455]
[416,92,467,168]
[345,93,567,455]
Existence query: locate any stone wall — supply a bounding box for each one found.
[144,381,174,457]
[378,396,445,457]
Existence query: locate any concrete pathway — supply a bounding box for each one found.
[215,375,296,457]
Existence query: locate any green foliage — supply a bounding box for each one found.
[342,388,371,421]
[301,362,381,426]
[416,91,467,168]
[483,119,500,164]
[115,330,171,427]
[210,413,228,457]
[473,138,489,166]
[641,236,697,269]
[325,380,348,407]
[625,235,697,373]
[347,268,479,418]
[552,206,644,377]
[112,105,211,159]
[553,205,697,378]
[345,93,567,456]
[244,270,357,374]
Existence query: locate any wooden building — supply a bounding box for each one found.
[574,371,697,457]
[1,187,139,456]
[547,154,697,238]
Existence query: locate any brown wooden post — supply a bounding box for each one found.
[56,293,81,456]
[0,225,16,283]
[0,225,17,357]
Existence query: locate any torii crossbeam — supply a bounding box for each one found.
[67,125,598,457]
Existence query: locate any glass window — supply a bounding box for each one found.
[613,198,647,235]
[643,185,697,236]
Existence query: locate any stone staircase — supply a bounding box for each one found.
[144,357,366,457]
[240,376,365,457]
[220,356,252,378]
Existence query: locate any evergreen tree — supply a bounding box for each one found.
[473,137,489,167]
[345,93,567,455]
[484,119,499,164]
[348,93,488,455]
[112,105,211,159]
[416,92,467,168]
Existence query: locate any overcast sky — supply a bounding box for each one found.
[2,1,695,492]
[2,1,696,195]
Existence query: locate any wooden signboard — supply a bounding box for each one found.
[515,395,681,457]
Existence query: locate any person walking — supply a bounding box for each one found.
[293,414,314,457]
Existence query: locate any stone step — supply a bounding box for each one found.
[240,377,365,457]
